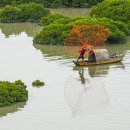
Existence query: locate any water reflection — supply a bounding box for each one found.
[64,76,109,117]
[65,62,126,117]
[34,39,130,62]
[74,62,125,78]
[0,102,26,118]
[0,23,41,38]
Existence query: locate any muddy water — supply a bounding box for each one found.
[50,8,91,18]
[0,23,130,130]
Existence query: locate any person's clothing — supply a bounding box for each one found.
[88,50,96,62]
[79,49,86,56]
[88,50,94,57]
[77,49,86,61]
[77,55,84,61]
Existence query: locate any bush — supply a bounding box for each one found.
[39,14,71,26]
[19,3,50,22]
[32,80,45,87]
[0,0,12,7]
[90,0,130,23]
[34,17,129,45]
[0,0,104,8]
[33,23,72,45]
[0,3,50,23]
[0,5,21,23]
[0,80,28,107]
[71,17,129,42]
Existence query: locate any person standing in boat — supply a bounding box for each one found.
[77,48,87,61]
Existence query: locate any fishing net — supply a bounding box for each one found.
[64,75,109,116]
[65,25,110,48]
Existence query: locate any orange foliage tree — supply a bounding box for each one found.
[65,25,110,48]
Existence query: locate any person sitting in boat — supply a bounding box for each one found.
[77,48,87,62]
[88,50,96,62]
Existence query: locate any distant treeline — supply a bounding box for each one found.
[0,0,104,8]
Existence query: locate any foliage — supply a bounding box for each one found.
[0,0,12,7]
[90,0,130,23]
[34,16,129,45]
[0,5,21,23]
[33,23,72,45]
[65,25,110,46]
[0,3,50,23]
[71,17,129,42]
[0,80,28,107]
[19,3,50,22]
[39,14,71,26]
[32,80,45,87]
[0,0,105,8]
[87,0,104,7]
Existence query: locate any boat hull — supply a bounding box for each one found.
[73,54,125,66]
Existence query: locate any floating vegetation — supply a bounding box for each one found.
[0,80,28,107]
[32,80,45,87]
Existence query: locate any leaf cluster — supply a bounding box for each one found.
[0,3,50,23]
[34,16,129,45]
[90,0,130,23]
[32,80,45,87]
[0,80,28,107]
[39,14,71,26]
[0,0,105,8]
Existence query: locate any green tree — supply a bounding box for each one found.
[0,3,50,23]
[0,5,21,23]
[34,17,129,45]
[90,0,130,23]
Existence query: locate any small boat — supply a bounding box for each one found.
[73,49,125,66]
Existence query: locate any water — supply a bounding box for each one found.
[50,8,91,18]
[0,23,130,130]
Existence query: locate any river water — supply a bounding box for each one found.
[0,23,130,130]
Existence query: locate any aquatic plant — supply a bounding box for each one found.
[33,23,72,45]
[34,17,129,45]
[39,14,71,26]
[0,3,50,23]
[0,0,104,8]
[90,0,130,23]
[0,80,28,107]
[32,80,45,87]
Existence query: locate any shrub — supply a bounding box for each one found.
[0,3,50,23]
[19,3,50,22]
[53,17,73,24]
[39,14,71,26]
[90,0,130,23]
[0,0,12,7]
[0,80,28,107]
[33,23,72,45]
[0,5,21,23]
[71,17,129,42]
[32,80,45,87]
[0,0,104,8]
[34,17,129,45]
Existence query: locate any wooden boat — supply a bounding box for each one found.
[73,49,125,66]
